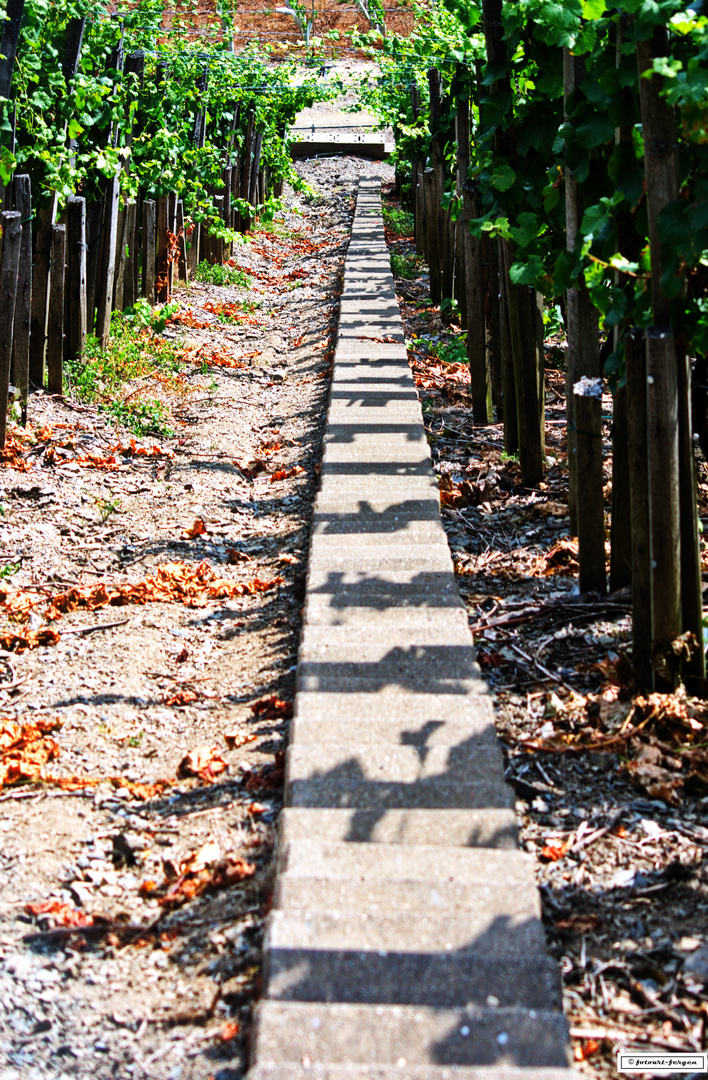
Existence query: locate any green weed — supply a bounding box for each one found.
[383,206,415,238]
[193,261,252,288]
[390,251,425,280]
[100,399,175,438]
[435,335,467,365]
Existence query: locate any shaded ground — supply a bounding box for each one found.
[383,183,708,1080]
[0,155,390,1080]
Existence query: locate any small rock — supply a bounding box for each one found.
[3,954,37,981]
[69,882,93,907]
[683,943,708,985]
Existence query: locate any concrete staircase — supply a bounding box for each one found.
[246,179,574,1079]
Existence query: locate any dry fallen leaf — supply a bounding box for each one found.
[182,518,208,539]
[162,689,199,707]
[223,731,257,750]
[178,745,228,781]
[250,696,293,721]
[25,900,95,928]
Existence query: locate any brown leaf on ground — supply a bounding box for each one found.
[162,689,200,707]
[181,518,208,539]
[38,561,281,620]
[0,628,61,652]
[250,696,293,720]
[540,838,572,862]
[226,548,251,564]
[244,750,285,792]
[555,914,603,934]
[223,731,258,750]
[157,854,255,910]
[0,718,62,789]
[270,465,304,482]
[625,744,682,804]
[532,538,579,576]
[220,1021,240,1042]
[178,745,228,781]
[25,900,95,928]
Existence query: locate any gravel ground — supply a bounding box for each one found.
[0,153,390,1080]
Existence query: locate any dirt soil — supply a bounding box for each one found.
[383,184,708,1079]
[0,154,391,1080]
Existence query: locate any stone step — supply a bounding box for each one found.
[284,743,513,811]
[274,875,539,920]
[251,1002,570,1069]
[303,571,468,618]
[292,690,493,728]
[299,620,472,653]
[248,1066,575,1080]
[265,948,560,1010]
[306,548,453,576]
[278,808,518,848]
[309,520,448,544]
[279,841,533,889]
[266,908,545,957]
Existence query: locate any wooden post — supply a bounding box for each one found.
[142,199,156,300]
[0,212,22,448]
[625,327,652,690]
[249,131,263,208]
[213,196,225,265]
[124,199,137,308]
[0,0,25,100]
[426,69,443,305]
[456,97,491,423]
[646,325,681,674]
[678,346,704,682]
[485,237,503,412]
[167,193,177,297]
[11,174,31,423]
[240,105,255,231]
[610,382,632,590]
[156,195,169,302]
[112,202,127,312]
[176,200,188,282]
[46,225,66,395]
[85,196,105,335]
[564,48,601,536]
[95,175,120,347]
[29,202,55,387]
[483,0,544,484]
[64,195,87,364]
[499,261,517,453]
[574,377,606,594]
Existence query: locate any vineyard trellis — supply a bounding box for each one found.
[2,0,708,697]
[351,0,708,694]
[0,0,329,440]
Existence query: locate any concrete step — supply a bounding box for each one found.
[284,743,513,811]
[266,908,545,957]
[306,548,454,576]
[277,808,518,849]
[251,1002,570,1068]
[299,620,473,653]
[248,1067,575,1080]
[309,519,448,545]
[278,841,534,889]
[292,690,493,729]
[265,949,561,1010]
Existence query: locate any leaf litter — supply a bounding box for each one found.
[385,179,708,1078]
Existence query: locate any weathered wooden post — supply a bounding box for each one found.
[11,174,31,422]
[64,195,87,364]
[574,376,606,594]
[46,225,66,395]
[0,212,22,448]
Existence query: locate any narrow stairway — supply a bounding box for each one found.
[247,178,575,1079]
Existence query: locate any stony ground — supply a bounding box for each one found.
[0,154,392,1080]
[383,185,708,1079]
